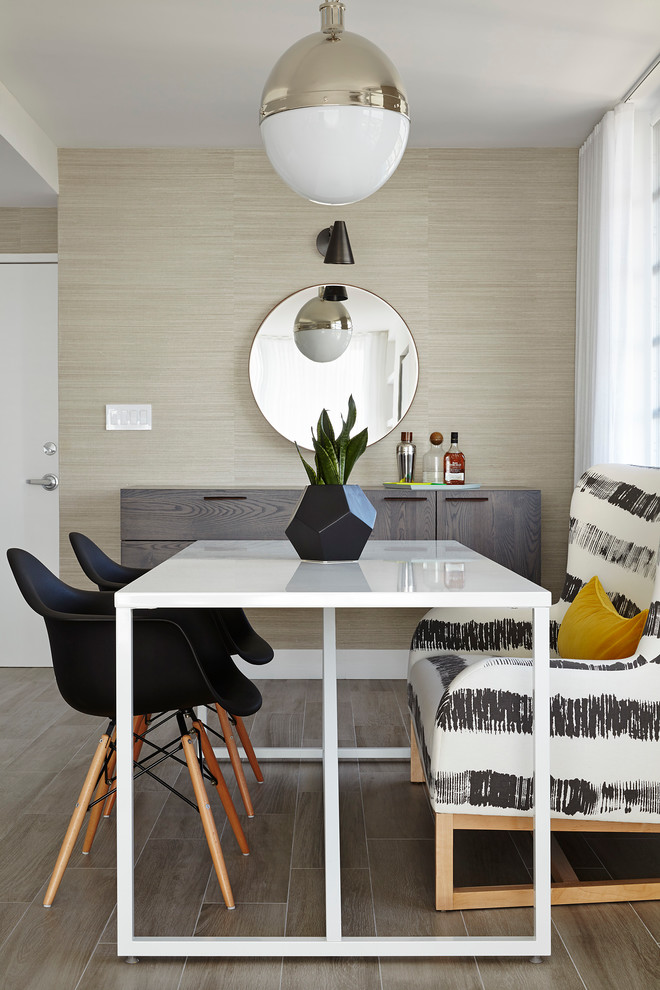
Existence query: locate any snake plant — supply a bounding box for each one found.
[295,395,368,485]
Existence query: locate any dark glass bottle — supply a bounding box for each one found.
[443,432,465,485]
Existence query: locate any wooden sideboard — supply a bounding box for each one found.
[121,487,542,582]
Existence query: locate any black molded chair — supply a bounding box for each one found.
[69,532,274,663]
[7,547,263,909]
[69,532,271,801]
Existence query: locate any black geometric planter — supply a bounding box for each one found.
[285,484,377,562]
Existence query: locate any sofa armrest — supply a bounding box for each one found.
[407,647,660,819]
[408,605,564,675]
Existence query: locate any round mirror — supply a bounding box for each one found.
[249,284,418,449]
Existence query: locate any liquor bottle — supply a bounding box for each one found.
[396,431,416,482]
[443,432,465,485]
[422,432,444,483]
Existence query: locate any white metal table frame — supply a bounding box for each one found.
[115,540,551,959]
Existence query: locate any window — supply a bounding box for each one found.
[653,116,660,463]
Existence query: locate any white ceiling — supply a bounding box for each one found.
[1,0,659,206]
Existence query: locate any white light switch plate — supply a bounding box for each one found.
[106,404,152,430]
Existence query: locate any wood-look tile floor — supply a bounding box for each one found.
[0,668,659,989]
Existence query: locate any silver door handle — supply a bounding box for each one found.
[26,473,59,491]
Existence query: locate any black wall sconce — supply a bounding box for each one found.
[316,221,355,264]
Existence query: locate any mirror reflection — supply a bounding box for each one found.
[249,284,419,449]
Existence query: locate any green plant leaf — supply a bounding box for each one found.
[315,438,341,484]
[337,397,357,484]
[343,427,368,483]
[346,395,357,431]
[295,442,318,485]
[337,394,356,447]
[320,408,335,446]
[310,427,326,484]
[316,420,335,459]
[316,422,341,483]
[337,434,347,484]
[345,394,357,434]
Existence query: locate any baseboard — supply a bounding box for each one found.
[235,649,409,679]
[2,655,51,667]
[5,648,410,679]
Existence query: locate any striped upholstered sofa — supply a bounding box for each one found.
[407,464,660,909]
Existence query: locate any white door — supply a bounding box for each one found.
[1,255,59,666]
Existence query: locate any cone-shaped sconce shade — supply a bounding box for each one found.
[316,221,355,265]
[325,221,354,265]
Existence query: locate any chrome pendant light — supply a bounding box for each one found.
[293,285,353,362]
[260,1,410,206]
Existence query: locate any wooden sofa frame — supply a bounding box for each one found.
[410,723,660,911]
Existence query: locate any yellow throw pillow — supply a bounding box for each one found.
[557,575,648,661]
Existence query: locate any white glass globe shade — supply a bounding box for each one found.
[261,105,409,206]
[294,325,352,362]
[294,293,353,362]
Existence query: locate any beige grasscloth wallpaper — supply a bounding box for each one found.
[0,208,57,253]
[52,148,576,650]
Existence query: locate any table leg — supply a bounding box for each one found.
[532,605,551,955]
[322,607,342,941]
[116,605,135,958]
[111,590,551,958]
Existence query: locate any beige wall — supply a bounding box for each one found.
[57,148,577,649]
[0,208,57,253]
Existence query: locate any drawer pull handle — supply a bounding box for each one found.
[446,496,489,502]
[203,496,248,501]
[383,496,428,502]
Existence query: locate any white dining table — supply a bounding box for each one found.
[115,539,552,959]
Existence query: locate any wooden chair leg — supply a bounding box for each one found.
[82,728,117,853]
[44,731,111,907]
[181,730,235,910]
[100,748,118,818]
[232,715,264,784]
[435,813,455,911]
[215,705,254,818]
[103,714,146,818]
[192,717,250,855]
[410,720,425,783]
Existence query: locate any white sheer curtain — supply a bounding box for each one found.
[574,101,653,482]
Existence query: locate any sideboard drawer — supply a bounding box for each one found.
[367,491,435,540]
[121,540,192,568]
[121,488,301,541]
[438,489,541,583]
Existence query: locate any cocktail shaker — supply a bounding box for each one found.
[396,431,416,482]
